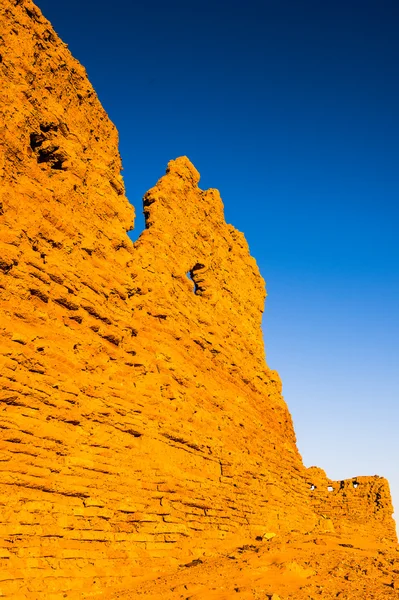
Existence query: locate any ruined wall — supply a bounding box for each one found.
[0,1,396,597]
[306,468,397,541]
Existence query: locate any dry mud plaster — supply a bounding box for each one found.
[0,0,397,597]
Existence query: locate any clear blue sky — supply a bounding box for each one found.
[35,0,399,518]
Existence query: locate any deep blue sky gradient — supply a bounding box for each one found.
[35,0,399,516]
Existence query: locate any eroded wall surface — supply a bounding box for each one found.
[0,1,396,596]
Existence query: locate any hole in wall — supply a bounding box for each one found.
[353,481,359,489]
[186,271,195,293]
[328,486,334,492]
[310,484,316,491]
[30,132,45,150]
[188,263,206,295]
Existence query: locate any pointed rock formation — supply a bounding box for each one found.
[0,1,397,597]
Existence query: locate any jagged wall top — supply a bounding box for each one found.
[0,0,134,265]
[1,0,267,372]
[134,155,267,369]
[0,1,396,596]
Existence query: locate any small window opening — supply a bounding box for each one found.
[187,263,206,295]
[310,484,316,491]
[328,486,334,492]
[352,481,359,489]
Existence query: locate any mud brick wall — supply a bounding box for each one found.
[0,1,396,597]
